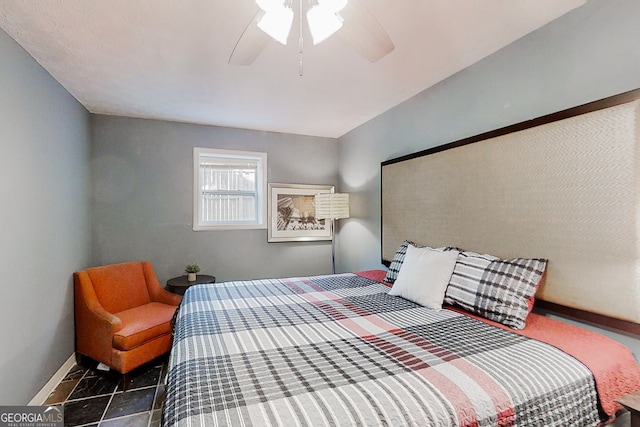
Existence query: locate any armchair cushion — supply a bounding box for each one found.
[113,302,177,351]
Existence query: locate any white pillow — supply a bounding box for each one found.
[388,245,459,310]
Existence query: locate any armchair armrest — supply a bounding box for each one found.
[142,262,182,306]
[74,271,122,365]
[84,296,123,331]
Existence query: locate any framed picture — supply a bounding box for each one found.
[268,183,334,242]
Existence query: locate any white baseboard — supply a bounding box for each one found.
[29,353,76,405]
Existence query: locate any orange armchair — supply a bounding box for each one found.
[74,261,182,379]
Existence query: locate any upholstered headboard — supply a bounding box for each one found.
[382,89,640,330]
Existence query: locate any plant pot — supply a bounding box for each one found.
[187,273,196,281]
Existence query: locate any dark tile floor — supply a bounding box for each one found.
[44,357,168,427]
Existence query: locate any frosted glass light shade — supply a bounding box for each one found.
[315,193,350,219]
[257,3,294,45]
[307,4,344,45]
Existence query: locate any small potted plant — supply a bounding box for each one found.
[185,263,201,281]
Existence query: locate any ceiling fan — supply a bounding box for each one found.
[229,0,395,66]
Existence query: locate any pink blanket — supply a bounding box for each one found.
[356,269,640,418]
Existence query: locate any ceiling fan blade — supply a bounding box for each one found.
[338,0,395,62]
[229,11,270,66]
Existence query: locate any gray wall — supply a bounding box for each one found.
[0,30,91,404]
[336,0,640,352]
[91,115,338,284]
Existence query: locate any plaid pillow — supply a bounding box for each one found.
[444,251,547,329]
[384,240,423,284]
[385,241,458,284]
[443,251,497,308]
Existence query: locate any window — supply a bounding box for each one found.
[193,148,267,230]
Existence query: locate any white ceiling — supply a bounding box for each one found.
[0,0,585,138]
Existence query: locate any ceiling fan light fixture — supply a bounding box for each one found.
[256,4,294,45]
[307,4,344,45]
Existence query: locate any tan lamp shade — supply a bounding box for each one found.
[315,193,350,220]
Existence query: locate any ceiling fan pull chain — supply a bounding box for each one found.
[299,0,304,76]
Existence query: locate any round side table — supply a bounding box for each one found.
[166,274,216,295]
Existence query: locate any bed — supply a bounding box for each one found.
[163,89,640,426]
[162,269,640,426]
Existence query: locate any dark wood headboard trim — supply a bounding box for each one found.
[380,87,640,334]
[381,87,640,169]
[381,87,640,266]
[534,300,640,336]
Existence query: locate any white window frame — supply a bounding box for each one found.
[193,147,267,231]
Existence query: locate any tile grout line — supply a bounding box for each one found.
[66,365,105,427]
[70,366,87,394]
[61,366,88,405]
[149,362,166,427]
[97,377,119,426]
[42,362,77,406]
[63,366,115,403]
[100,366,163,426]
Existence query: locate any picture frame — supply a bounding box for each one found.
[268,183,334,242]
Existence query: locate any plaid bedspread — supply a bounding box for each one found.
[163,273,602,427]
